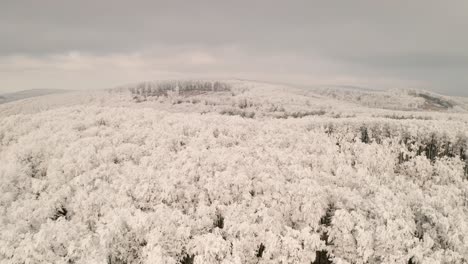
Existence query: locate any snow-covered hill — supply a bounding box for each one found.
[307,85,467,112]
[0,80,467,263]
[0,89,70,105]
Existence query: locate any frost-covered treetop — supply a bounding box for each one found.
[0,80,467,263]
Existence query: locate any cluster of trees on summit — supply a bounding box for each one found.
[124,80,232,98]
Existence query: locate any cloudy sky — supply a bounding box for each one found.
[1,0,467,95]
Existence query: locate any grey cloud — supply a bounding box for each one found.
[1,0,468,95]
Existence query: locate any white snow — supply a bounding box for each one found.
[0,80,467,263]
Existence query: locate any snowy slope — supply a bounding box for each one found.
[308,85,467,112]
[0,80,467,264]
[0,89,70,105]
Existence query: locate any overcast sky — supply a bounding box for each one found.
[1,0,467,95]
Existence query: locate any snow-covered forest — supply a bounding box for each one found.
[1,80,467,264]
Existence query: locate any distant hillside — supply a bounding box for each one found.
[309,85,467,112]
[0,89,70,104]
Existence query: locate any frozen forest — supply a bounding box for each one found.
[0,80,467,264]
